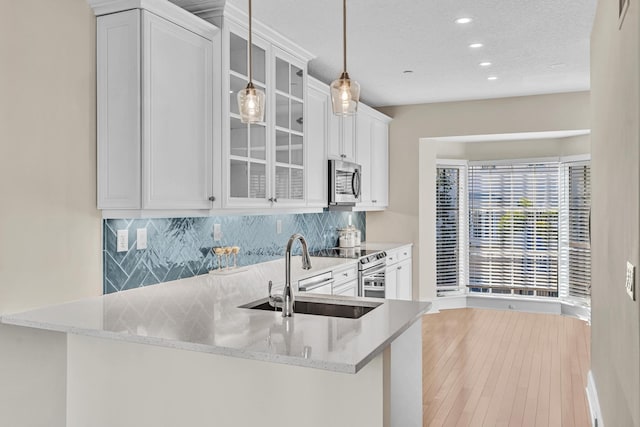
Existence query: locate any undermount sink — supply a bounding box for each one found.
[241,299,382,319]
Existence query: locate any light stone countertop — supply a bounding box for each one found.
[1,243,428,374]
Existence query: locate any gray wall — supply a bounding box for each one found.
[591,0,640,425]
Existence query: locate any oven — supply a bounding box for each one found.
[358,252,387,298]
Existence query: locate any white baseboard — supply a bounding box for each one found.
[434,294,590,322]
[586,371,603,427]
[432,295,466,311]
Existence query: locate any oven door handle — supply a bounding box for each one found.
[299,279,335,292]
[361,264,387,277]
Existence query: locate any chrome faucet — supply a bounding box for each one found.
[268,233,312,317]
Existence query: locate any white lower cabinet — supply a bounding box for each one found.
[333,280,358,297]
[385,246,413,300]
[332,264,359,296]
[97,7,220,213]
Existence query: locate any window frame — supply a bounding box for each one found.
[435,160,468,295]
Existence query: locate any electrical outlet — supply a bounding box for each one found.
[276,220,282,234]
[137,228,147,250]
[213,224,222,241]
[117,229,128,252]
[626,261,635,300]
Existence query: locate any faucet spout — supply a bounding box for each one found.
[282,233,312,317]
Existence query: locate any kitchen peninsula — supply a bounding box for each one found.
[1,255,429,427]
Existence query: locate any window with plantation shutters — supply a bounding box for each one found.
[436,167,461,291]
[468,163,559,297]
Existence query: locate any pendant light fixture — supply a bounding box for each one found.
[330,0,360,116]
[237,0,265,123]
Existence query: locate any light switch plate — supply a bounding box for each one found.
[117,229,128,253]
[625,261,635,301]
[137,228,147,250]
[213,224,222,241]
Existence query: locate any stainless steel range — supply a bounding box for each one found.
[311,248,387,298]
[358,252,387,298]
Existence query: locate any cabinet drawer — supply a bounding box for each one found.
[397,246,412,262]
[385,249,399,265]
[333,265,358,286]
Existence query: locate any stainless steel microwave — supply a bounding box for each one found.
[329,159,362,206]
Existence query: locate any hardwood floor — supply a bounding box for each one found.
[422,308,590,427]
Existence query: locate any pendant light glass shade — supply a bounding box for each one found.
[237,0,265,124]
[331,0,360,116]
[238,82,265,123]
[331,72,360,116]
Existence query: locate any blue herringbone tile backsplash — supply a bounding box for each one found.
[103,211,365,294]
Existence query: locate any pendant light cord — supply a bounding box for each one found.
[342,0,347,73]
[248,0,253,83]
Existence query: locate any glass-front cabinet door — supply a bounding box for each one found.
[226,25,270,207]
[272,47,305,205]
[224,26,307,209]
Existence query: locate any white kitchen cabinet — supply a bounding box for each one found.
[222,16,313,210]
[333,280,358,297]
[332,264,359,297]
[328,113,356,162]
[355,104,391,211]
[306,78,329,207]
[395,259,412,300]
[370,119,389,207]
[97,7,220,213]
[386,245,413,300]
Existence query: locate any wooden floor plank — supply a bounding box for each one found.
[422,308,590,427]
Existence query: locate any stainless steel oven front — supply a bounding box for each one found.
[359,253,387,298]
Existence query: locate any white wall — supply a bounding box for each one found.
[369,92,590,300]
[590,0,640,424]
[0,0,101,424]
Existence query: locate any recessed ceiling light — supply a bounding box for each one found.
[469,43,483,49]
[479,62,492,67]
[487,76,498,81]
[455,17,472,24]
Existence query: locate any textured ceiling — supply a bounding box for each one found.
[218,0,597,107]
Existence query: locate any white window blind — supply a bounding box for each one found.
[468,163,559,297]
[567,163,591,299]
[436,167,465,292]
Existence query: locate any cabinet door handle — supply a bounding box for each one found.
[372,200,377,203]
[340,154,346,158]
[208,196,216,202]
[268,197,278,203]
[397,266,402,270]
[403,252,407,256]
[343,272,349,276]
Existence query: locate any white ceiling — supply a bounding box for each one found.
[205,0,598,107]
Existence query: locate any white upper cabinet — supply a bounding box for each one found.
[96,3,220,215]
[328,114,356,162]
[224,23,271,209]
[221,11,313,210]
[370,118,390,207]
[142,12,214,210]
[306,77,329,208]
[355,104,391,210]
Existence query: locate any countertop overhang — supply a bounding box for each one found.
[1,243,428,374]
